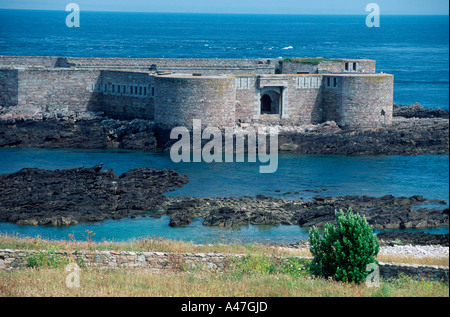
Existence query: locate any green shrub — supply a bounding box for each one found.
[280,257,311,278]
[232,255,278,275]
[27,251,70,269]
[309,208,379,284]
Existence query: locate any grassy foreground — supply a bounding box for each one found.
[0,234,449,297]
[1,267,448,297]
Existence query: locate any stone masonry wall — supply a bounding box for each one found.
[16,69,102,113]
[339,74,394,128]
[235,76,259,123]
[154,75,236,129]
[322,76,344,124]
[98,70,155,120]
[0,56,61,68]
[281,75,323,125]
[0,249,448,282]
[279,62,319,74]
[0,56,277,75]
[0,69,19,108]
[318,60,376,73]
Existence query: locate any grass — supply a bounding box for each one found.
[1,267,448,297]
[0,233,311,257]
[1,234,448,297]
[377,255,449,267]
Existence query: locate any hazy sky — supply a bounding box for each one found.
[0,0,448,15]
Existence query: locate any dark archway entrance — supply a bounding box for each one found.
[261,94,273,114]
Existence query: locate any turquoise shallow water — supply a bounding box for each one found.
[0,148,448,244]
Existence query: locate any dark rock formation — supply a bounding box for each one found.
[377,231,449,247]
[278,117,449,155]
[394,103,449,119]
[164,195,449,229]
[0,165,188,226]
[0,117,156,150]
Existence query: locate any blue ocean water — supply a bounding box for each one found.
[0,148,448,243]
[0,11,448,243]
[0,10,449,109]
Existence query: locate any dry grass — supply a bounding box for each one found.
[0,267,448,297]
[377,255,449,267]
[1,234,448,297]
[0,234,310,257]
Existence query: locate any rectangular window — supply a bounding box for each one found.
[152,87,155,97]
[130,86,133,95]
[144,87,147,96]
[104,84,108,93]
[345,63,349,71]
[353,63,357,71]
[112,85,115,94]
[327,77,331,87]
[135,86,138,95]
[139,86,143,95]
[118,85,121,94]
[333,78,337,88]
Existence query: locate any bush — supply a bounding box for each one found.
[27,251,70,269]
[309,208,380,284]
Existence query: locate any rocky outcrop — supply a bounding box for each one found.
[0,165,188,226]
[164,195,449,229]
[1,102,448,155]
[0,115,157,150]
[278,117,449,155]
[394,103,449,119]
[377,232,449,247]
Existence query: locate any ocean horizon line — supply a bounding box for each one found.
[0,8,448,17]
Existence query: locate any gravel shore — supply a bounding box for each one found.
[379,245,449,259]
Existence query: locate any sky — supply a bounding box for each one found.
[0,0,448,15]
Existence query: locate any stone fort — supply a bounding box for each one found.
[0,56,393,129]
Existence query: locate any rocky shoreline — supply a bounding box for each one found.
[0,103,448,155]
[0,165,447,230]
[163,195,448,230]
[0,115,157,150]
[0,165,188,226]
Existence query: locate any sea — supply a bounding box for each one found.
[0,10,448,243]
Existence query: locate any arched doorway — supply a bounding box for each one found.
[261,94,272,114]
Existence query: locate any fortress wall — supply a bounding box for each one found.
[16,69,102,113]
[0,69,19,108]
[356,60,377,73]
[67,57,277,67]
[98,71,154,120]
[318,60,376,73]
[0,56,277,75]
[235,76,259,123]
[67,57,277,75]
[154,76,236,130]
[318,60,346,73]
[339,74,394,128]
[282,75,323,125]
[0,56,60,68]
[279,62,319,74]
[322,76,344,124]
